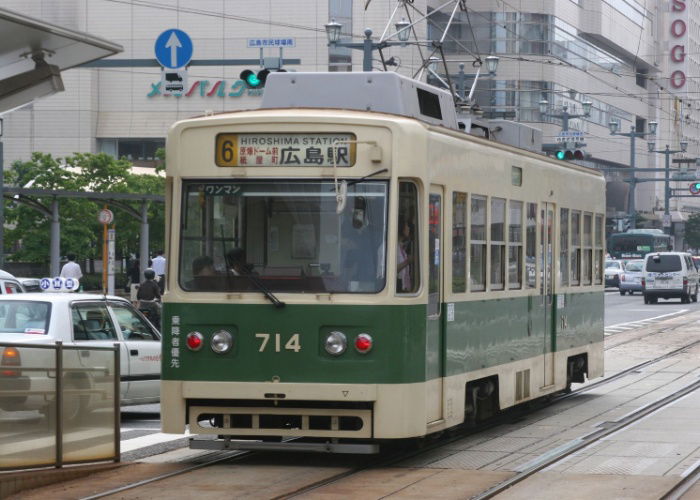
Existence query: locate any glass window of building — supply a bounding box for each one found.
[328,0,352,71]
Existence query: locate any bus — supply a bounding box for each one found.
[608,229,671,259]
[160,72,605,453]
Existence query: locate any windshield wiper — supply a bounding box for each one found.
[329,168,389,192]
[236,270,286,309]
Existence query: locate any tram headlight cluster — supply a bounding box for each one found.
[186,331,204,351]
[211,330,233,354]
[324,331,347,356]
[324,331,373,356]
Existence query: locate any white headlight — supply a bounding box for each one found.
[324,331,347,356]
[211,330,233,354]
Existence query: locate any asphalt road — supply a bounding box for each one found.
[604,287,697,326]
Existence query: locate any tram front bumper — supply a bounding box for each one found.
[161,380,429,439]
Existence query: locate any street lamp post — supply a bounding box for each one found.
[609,120,658,230]
[539,99,592,131]
[647,141,688,235]
[325,19,411,72]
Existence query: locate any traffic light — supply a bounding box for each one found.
[239,68,287,89]
[555,149,585,161]
[689,182,700,195]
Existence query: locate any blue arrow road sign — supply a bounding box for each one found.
[154,29,193,69]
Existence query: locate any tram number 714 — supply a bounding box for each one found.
[256,333,301,353]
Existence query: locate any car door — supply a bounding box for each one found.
[71,301,129,402]
[108,301,161,403]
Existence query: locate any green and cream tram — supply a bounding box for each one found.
[161,73,605,453]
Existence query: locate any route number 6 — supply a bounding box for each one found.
[256,333,301,353]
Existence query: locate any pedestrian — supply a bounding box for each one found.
[60,253,83,280]
[137,268,161,329]
[151,249,166,293]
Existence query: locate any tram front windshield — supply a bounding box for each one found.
[179,180,388,293]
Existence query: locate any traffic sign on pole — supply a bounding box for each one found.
[154,29,193,69]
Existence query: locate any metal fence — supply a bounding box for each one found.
[0,341,120,470]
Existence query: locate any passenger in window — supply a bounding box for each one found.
[397,215,412,292]
[186,255,217,290]
[226,248,253,275]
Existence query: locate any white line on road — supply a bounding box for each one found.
[606,309,688,330]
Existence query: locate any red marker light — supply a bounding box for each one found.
[355,333,373,353]
[1,347,21,377]
[186,332,204,351]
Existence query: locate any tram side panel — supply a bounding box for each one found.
[425,129,605,421]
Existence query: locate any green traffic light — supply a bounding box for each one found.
[246,74,261,87]
[556,151,566,160]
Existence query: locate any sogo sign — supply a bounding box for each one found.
[669,0,688,91]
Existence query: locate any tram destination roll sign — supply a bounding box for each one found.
[215,133,356,167]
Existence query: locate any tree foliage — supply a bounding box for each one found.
[686,213,700,250]
[5,152,165,263]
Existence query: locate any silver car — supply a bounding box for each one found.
[619,259,644,295]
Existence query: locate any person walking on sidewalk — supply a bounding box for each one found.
[60,253,83,280]
[151,250,166,294]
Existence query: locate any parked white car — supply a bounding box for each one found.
[0,294,160,419]
[0,270,26,294]
[642,252,700,304]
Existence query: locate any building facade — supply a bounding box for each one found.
[2,0,700,246]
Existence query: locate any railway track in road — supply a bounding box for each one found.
[77,337,700,499]
[471,377,700,499]
[80,448,255,500]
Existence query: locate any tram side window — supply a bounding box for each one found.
[452,192,467,293]
[398,182,419,294]
[491,198,506,290]
[571,211,581,285]
[470,195,487,291]
[560,208,569,286]
[594,214,604,284]
[428,194,441,315]
[526,202,537,289]
[508,201,523,289]
[582,213,593,285]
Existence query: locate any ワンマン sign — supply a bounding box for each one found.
[148,79,262,98]
[669,0,688,93]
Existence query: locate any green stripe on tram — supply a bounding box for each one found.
[162,291,603,384]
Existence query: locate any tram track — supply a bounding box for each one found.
[471,377,700,499]
[77,329,700,499]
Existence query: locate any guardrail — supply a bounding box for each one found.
[0,341,120,470]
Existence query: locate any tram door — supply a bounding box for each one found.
[540,202,555,387]
[426,187,444,423]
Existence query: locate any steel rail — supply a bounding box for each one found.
[471,378,700,500]
[80,323,700,498]
[661,462,700,500]
[79,449,254,500]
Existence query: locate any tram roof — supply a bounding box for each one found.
[176,105,604,181]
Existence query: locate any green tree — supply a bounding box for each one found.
[4,152,165,263]
[686,213,700,250]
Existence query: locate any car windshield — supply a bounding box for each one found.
[179,180,388,293]
[625,261,643,272]
[0,301,51,334]
[605,261,621,269]
[646,255,682,273]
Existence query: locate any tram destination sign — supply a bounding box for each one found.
[215,133,357,167]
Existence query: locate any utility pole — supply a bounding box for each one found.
[608,120,657,230]
[647,141,688,235]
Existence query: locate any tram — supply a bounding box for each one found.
[160,72,605,453]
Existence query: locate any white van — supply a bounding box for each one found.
[642,252,699,304]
